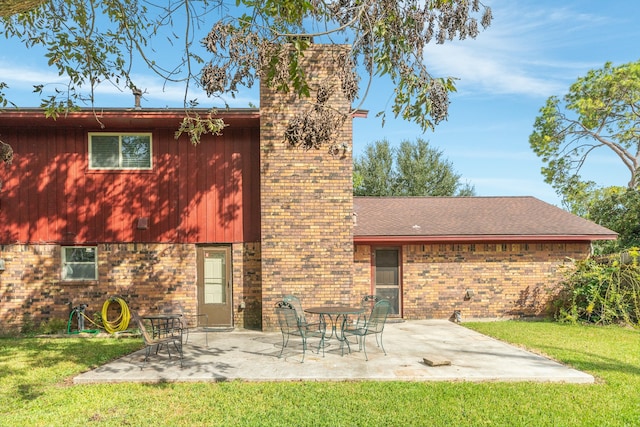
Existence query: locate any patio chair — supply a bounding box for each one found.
[353,295,381,335]
[180,312,209,347]
[342,299,391,361]
[275,301,325,363]
[362,294,380,304]
[132,312,183,368]
[283,295,327,333]
[359,295,380,320]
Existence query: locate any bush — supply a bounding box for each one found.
[39,318,69,335]
[553,248,640,326]
[19,312,35,335]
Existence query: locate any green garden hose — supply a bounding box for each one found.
[66,303,100,334]
[102,297,131,333]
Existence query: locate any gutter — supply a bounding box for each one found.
[354,234,618,244]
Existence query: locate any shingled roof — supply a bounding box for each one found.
[353,196,618,243]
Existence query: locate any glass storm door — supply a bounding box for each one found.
[374,248,401,316]
[197,246,232,327]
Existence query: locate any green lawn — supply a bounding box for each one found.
[1,321,638,426]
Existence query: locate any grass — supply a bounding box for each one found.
[1,321,638,426]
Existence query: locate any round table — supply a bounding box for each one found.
[304,306,364,342]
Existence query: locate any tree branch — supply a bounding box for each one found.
[0,0,45,17]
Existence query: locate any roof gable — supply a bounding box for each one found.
[353,196,618,242]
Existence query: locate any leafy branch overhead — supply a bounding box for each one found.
[1,0,492,147]
[175,113,226,145]
[529,60,640,211]
[283,79,352,156]
[0,139,13,190]
[0,140,13,164]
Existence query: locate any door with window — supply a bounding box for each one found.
[197,246,233,327]
[373,248,401,316]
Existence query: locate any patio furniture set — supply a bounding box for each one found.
[274,295,392,362]
[132,311,209,368]
[131,294,391,368]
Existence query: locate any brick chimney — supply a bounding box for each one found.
[259,44,355,330]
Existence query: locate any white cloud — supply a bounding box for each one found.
[422,1,610,99]
[0,63,64,88]
[425,43,564,97]
[0,61,258,109]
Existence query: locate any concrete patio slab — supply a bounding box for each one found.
[73,320,594,384]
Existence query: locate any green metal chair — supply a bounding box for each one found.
[275,301,325,363]
[132,312,183,368]
[282,295,320,327]
[282,294,327,335]
[357,295,382,344]
[180,312,209,347]
[342,299,391,361]
[361,294,380,305]
[359,295,380,319]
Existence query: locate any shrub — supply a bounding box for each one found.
[39,318,68,335]
[19,312,36,335]
[553,248,640,326]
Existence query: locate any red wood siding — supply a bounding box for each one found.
[0,116,260,244]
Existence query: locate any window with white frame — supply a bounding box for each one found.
[89,133,152,170]
[62,246,98,281]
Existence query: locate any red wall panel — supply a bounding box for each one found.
[0,116,261,244]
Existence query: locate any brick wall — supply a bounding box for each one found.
[0,243,197,333]
[0,241,264,333]
[354,242,590,320]
[259,44,355,330]
[232,242,262,329]
[353,244,373,297]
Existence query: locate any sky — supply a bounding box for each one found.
[1,0,639,207]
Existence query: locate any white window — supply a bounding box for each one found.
[89,133,152,170]
[62,246,98,281]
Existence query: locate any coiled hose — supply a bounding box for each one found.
[101,297,131,333]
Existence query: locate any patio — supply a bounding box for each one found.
[73,320,594,384]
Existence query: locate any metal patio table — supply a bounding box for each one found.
[304,305,364,353]
[141,313,183,339]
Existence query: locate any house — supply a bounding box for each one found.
[353,196,616,320]
[0,45,617,332]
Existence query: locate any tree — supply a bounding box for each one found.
[353,140,395,196]
[395,139,474,196]
[354,138,475,196]
[0,0,492,148]
[586,187,640,254]
[529,61,640,213]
